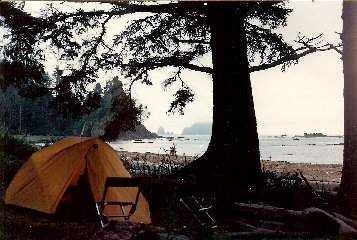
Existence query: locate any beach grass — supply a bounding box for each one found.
[119,151,196,177]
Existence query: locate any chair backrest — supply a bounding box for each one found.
[96,177,142,226]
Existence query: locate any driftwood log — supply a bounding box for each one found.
[234,202,357,237]
[226,231,311,239]
[333,212,357,230]
[234,202,303,221]
[303,207,357,235]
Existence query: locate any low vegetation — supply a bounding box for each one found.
[0,131,39,197]
[121,153,193,177]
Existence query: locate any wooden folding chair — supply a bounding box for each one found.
[95,177,142,227]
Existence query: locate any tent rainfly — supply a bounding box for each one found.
[5,137,151,224]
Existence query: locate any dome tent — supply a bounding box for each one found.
[5,137,151,224]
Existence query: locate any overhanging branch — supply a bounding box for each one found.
[56,2,205,22]
[249,35,342,73]
[249,48,316,73]
[123,57,213,75]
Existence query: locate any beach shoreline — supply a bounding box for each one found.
[20,135,342,185]
[117,151,342,185]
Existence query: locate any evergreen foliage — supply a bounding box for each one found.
[0,132,38,191]
[0,86,79,135]
[0,77,137,138]
[0,132,38,160]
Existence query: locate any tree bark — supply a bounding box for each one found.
[340,1,357,218]
[180,3,262,188]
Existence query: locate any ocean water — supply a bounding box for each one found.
[109,135,211,157]
[259,136,343,164]
[109,135,344,164]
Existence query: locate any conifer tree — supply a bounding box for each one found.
[0,2,339,186]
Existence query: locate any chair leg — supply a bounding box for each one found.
[95,203,105,227]
[180,196,217,228]
[180,198,204,226]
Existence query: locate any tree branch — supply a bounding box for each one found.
[56,2,205,22]
[329,43,343,55]
[249,34,342,73]
[249,48,315,72]
[82,15,112,68]
[123,60,212,75]
[174,38,210,45]
[181,63,212,74]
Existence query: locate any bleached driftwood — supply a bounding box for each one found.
[225,231,310,239]
[234,203,357,237]
[303,207,357,236]
[333,212,357,230]
[235,202,303,221]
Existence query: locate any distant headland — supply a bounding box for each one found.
[157,122,213,136]
[181,122,212,135]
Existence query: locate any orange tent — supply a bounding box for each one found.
[5,137,151,224]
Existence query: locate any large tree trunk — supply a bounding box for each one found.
[340,1,357,218]
[180,3,263,188]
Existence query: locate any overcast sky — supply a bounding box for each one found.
[251,1,343,136]
[136,1,343,136]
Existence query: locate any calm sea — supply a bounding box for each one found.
[109,135,344,164]
[109,135,211,157]
[259,136,343,164]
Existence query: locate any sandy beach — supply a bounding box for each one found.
[261,160,342,183]
[117,151,342,186]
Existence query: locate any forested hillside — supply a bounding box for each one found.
[0,85,75,135]
[0,77,156,139]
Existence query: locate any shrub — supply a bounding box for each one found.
[0,132,39,160]
[0,152,25,193]
[261,169,335,210]
[0,133,39,194]
[121,153,191,177]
